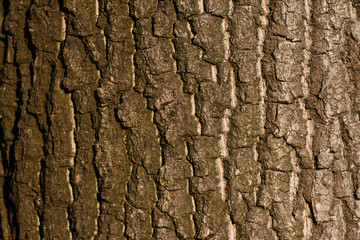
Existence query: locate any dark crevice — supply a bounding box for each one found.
[0,123,16,238]
[122,159,136,240]
[1,0,16,236]
[56,3,76,238]
[116,102,135,239]
[305,198,317,225]
[67,93,78,238]
[186,140,199,239]
[0,30,16,240]
[7,77,22,240]
[93,86,103,239]
[2,19,25,240]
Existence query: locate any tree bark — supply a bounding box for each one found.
[1,0,360,239]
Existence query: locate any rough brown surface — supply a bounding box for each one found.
[1,0,360,239]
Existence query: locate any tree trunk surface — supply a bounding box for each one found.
[1,0,360,239]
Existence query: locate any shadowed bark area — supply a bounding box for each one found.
[1,0,360,239]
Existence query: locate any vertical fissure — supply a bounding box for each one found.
[258,0,268,135]
[303,199,313,239]
[67,94,78,238]
[57,2,76,238]
[91,0,104,235]
[4,0,44,238]
[3,35,21,240]
[302,0,313,161]
[222,14,236,239]
[0,1,19,234]
[257,0,269,212]
[255,0,269,206]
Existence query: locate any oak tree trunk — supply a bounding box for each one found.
[1,0,360,239]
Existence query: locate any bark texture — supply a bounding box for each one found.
[1,0,360,239]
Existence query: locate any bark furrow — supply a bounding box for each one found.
[1,0,360,239]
